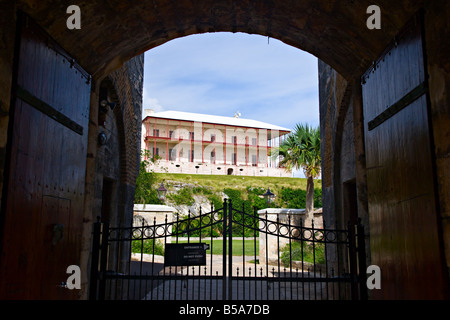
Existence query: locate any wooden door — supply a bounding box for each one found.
[362,18,447,299]
[0,14,90,299]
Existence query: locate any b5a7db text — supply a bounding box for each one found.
[224,304,269,315]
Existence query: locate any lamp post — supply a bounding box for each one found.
[157,182,167,202]
[263,187,275,205]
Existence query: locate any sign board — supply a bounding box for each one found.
[164,243,210,266]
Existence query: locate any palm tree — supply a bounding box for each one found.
[272,123,321,219]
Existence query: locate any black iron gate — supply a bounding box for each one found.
[89,199,367,300]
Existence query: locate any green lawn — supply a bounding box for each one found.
[175,239,259,257]
[155,172,314,196]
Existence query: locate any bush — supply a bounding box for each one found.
[280,241,325,267]
[192,186,213,195]
[134,152,162,204]
[314,188,323,208]
[223,188,261,237]
[131,239,165,256]
[207,193,223,211]
[167,187,195,206]
[280,187,322,209]
[173,214,222,237]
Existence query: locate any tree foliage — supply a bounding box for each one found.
[134,150,162,204]
[271,123,321,213]
[273,123,321,179]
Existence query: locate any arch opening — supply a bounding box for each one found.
[141,32,319,179]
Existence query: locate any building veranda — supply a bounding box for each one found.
[142,110,292,177]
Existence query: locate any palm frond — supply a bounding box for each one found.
[272,123,321,178]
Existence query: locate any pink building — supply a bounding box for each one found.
[142,110,292,177]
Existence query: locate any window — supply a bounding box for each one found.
[189,132,194,140]
[252,137,257,146]
[232,153,237,165]
[252,154,257,167]
[169,148,176,161]
[169,130,174,139]
[153,147,159,157]
[189,150,194,162]
[232,136,237,144]
[211,134,216,142]
[153,129,160,137]
[210,150,215,163]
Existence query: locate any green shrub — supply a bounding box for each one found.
[207,193,223,211]
[313,188,323,208]
[192,186,213,195]
[223,188,261,237]
[280,187,322,209]
[280,241,325,267]
[167,187,195,206]
[131,239,165,256]
[173,214,222,237]
[134,154,162,205]
[134,149,161,204]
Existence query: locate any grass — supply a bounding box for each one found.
[131,238,258,256]
[156,173,315,196]
[176,239,259,256]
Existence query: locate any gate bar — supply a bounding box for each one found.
[222,199,227,300]
[228,199,233,300]
[357,219,368,300]
[88,217,102,300]
[88,200,366,301]
[347,221,358,300]
[98,219,110,300]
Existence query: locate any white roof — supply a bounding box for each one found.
[143,110,291,132]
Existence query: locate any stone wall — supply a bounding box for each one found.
[133,204,175,244]
[149,160,291,177]
[79,55,144,299]
[257,208,306,265]
[318,61,350,229]
[318,60,372,275]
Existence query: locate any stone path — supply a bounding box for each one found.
[131,254,335,300]
[143,276,331,300]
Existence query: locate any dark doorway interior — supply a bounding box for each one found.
[101,178,115,223]
[343,180,358,227]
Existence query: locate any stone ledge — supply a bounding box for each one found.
[134,204,176,212]
[257,208,306,215]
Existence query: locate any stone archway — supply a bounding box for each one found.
[11,0,424,80]
[0,0,448,300]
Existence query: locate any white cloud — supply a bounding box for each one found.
[142,87,165,117]
[145,98,163,112]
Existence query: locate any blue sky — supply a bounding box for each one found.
[142,32,320,131]
[142,32,320,178]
